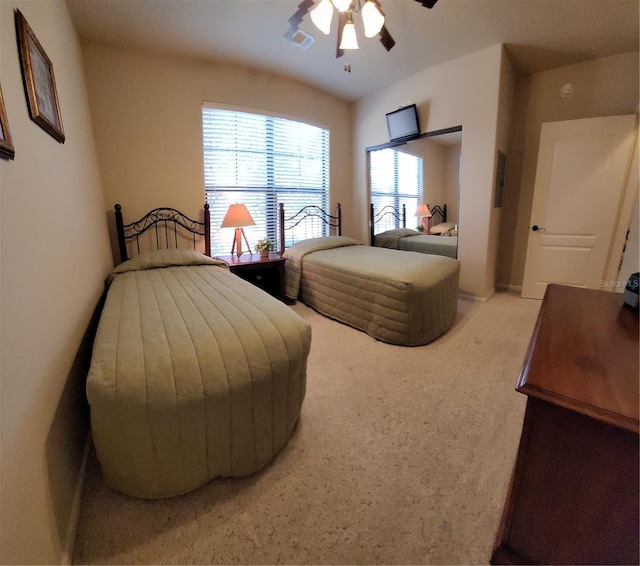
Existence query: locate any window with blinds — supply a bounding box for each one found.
[370,148,423,232]
[202,107,330,255]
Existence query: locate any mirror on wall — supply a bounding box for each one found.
[367,126,462,259]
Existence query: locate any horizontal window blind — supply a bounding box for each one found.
[370,148,422,232]
[203,107,329,254]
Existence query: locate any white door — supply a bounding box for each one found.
[521,115,637,299]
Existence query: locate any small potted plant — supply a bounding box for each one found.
[254,238,275,258]
[416,224,425,233]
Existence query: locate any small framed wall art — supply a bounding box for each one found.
[0,84,15,160]
[15,9,65,143]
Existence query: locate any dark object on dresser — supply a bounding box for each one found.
[491,284,639,565]
[623,272,639,309]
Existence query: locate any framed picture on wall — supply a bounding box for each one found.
[0,84,15,160]
[15,9,65,143]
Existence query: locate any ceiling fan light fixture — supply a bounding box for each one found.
[331,0,353,12]
[361,0,385,37]
[286,0,436,59]
[339,12,359,49]
[310,0,334,34]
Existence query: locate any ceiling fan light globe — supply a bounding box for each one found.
[362,1,385,37]
[331,0,353,12]
[310,0,334,34]
[339,20,359,49]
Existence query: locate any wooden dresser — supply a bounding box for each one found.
[491,284,639,565]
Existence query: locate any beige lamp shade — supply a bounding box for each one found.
[220,204,256,228]
[221,204,255,256]
[414,204,432,218]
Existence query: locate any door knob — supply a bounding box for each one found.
[532,225,546,232]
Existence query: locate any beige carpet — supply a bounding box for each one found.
[73,290,541,565]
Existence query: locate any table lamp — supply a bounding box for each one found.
[221,203,255,256]
[414,204,432,232]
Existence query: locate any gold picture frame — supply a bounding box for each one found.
[15,9,65,143]
[0,84,15,160]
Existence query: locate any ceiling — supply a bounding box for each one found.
[66,0,640,102]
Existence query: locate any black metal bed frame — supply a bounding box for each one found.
[114,203,211,263]
[369,203,407,245]
[278,202,342,252]
[429,204,447,227]
[369,203,447,245]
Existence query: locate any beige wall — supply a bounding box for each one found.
[81,44,353,255]
[373,136,461,228]
[497,51,640,289]
[0,1,112,564]
[444,145,461,225]
[355,44,513,299]
[489,47,516,294]
[374,137,460,229]
[419,140,447,208]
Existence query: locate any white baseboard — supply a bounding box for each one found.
[460,285,527,302]
[61,432,91,565]
[496,283,523,293]
[459,288,494,303]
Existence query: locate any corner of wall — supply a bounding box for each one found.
[0,1,112,563]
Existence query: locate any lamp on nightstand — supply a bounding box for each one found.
[414,204,432,233]
[221,203,255,256]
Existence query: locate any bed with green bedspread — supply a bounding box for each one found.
[87,249,311,499]
[284,237,460,346]
[374,228,458,259]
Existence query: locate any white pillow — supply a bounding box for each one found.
[113,249,220,274]
[429,222,455,235]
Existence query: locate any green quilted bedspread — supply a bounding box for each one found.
[284,238,460,346]
[87,250,311,498]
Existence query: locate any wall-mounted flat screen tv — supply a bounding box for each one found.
[386,104,420,142]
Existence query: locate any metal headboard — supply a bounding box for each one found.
[428,204,447,227]
[278,203,342,251]
[114,204,211,263]
[370,203,407,245]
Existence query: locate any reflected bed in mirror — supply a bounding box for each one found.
[370,203,458,259]
[367,126,461,259]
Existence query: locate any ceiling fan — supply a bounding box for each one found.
[285,0,438,58]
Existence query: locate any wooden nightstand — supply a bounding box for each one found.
[216,253,287,302]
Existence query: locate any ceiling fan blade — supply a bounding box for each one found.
[414,0,438,8]
[335,11,346,58]
[378,25,395,52]
[288,0,315,28]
